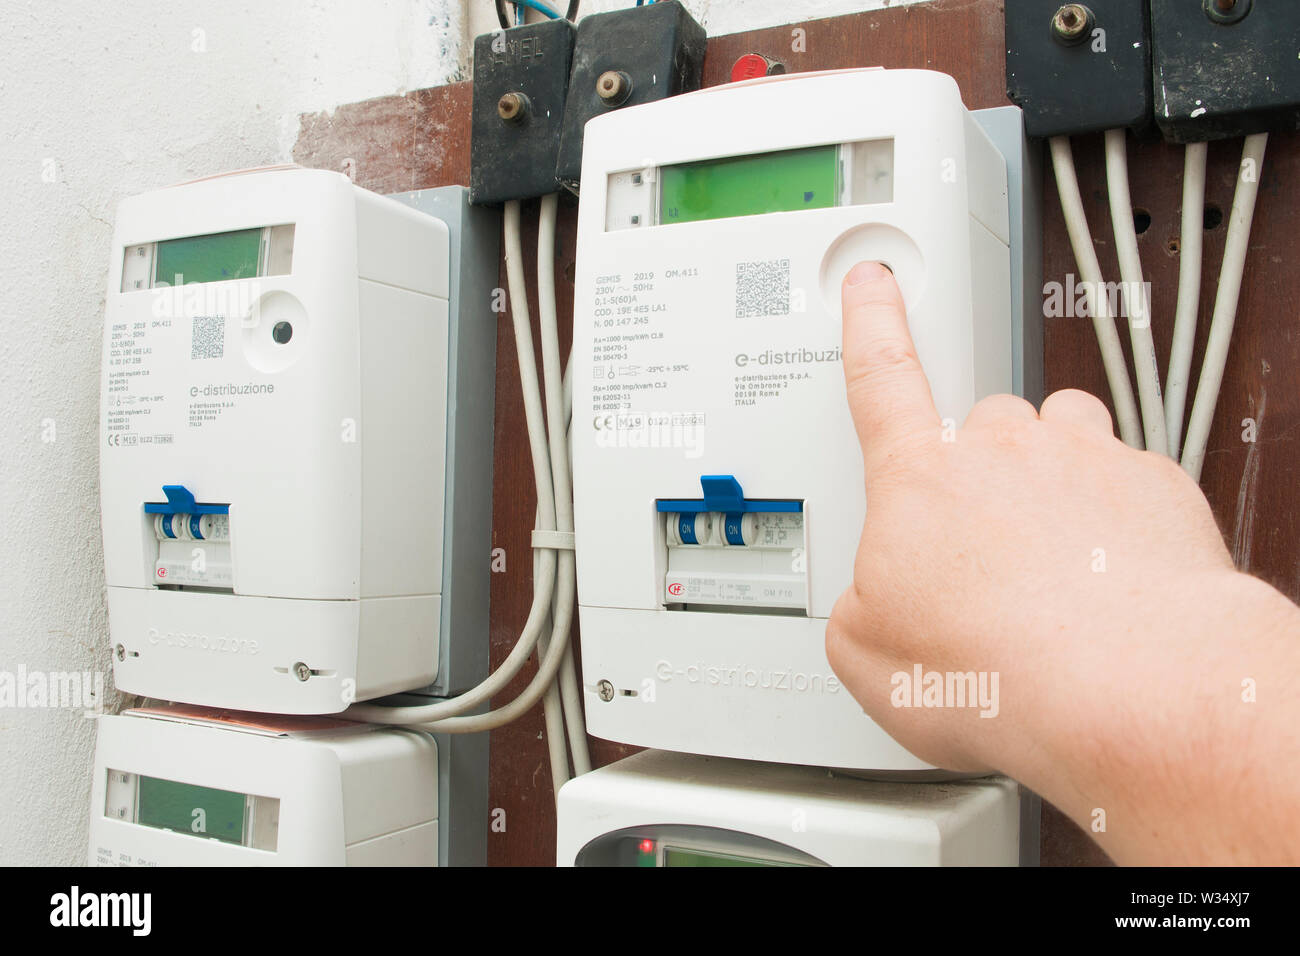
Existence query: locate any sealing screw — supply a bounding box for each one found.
[1204,0,1251,25]
[1051,4,1094,45]
[596,70,632,107]
[597,679,615,702]
[497,91,529,124]
[293,661,311,682]
[115,644,125,662]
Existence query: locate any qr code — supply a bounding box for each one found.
[735,259,790,318]
[191,315,224,360]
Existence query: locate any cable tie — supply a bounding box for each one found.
[531,530,576,550]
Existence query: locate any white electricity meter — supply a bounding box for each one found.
[570,70,1039,771]
[99,170,496,714]
[89,707,439,866]
[557,750,1029,866]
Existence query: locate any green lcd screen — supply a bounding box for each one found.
[659,145,839,225]
[154,227,263,286]
[661,846,797,867]
[136,775,247,845]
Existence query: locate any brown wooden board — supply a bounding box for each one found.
[294,0,1296,867]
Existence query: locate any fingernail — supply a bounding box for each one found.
[846,261,893,286]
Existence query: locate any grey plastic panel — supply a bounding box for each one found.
[385,185,500,868]
[388,185,500,696]
[972,106,1044,408]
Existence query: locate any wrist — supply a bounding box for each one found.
[1015,569,1300,863]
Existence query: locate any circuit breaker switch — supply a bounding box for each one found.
[187,514,230,542]
[659,479,807,611]
[153,514,181,540]
[667,512,712,547]
[721,512,804,549]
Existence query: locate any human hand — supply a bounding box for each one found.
[826,261,1300,864]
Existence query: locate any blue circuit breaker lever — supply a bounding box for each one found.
[143,484,230,515]
[655,474,802,515]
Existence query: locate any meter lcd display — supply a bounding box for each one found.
[154,227,263,286]
[659,145,839,225]
[106,768,280,850]
[136,776,249,845]
[661,846,798,867]
[121,223,295,292]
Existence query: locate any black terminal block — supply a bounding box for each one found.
[470,18,576,205]
[555,0,707,191]
[1150,0,1300,143]
[1005,1,1152,138]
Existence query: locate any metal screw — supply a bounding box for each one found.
[1051,4,1093,45]
[1204,0,1251,24]
[596,70,632,106]
[293,661,311,682]
[497,91,529,123]
[115,644,125,661]
[597,679,615,702]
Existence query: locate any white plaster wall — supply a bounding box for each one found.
[0,0,468,867]
[0,0,934,866]
[469,0,932,36]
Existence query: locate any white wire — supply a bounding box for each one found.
[1165,142,1208,459]
[1181,133,1269,483]
[1105,128,1168,455]
[535,521,571,794]
[537,194,592,777]
[344,199,558,726]
[416,554,575,734]
[555,356,591,775]
[536,192,574,790]
[1049,135,1143,448]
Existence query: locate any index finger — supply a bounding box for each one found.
[840,261,941,473]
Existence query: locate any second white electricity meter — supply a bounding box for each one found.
[89,706,439,866]
[557,750,1028,867]
[571,69,1037,771]
[100,169,495,714]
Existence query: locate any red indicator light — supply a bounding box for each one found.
[639,839,655,855]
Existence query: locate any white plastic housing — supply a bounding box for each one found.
[556,750,1021,866]
[88,712,438,866]
[571,69,1013,770]
[100,167,450,713]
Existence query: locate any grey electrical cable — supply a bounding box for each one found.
[1165,142,1208,459]
[537,194,592,777]
[535,530,572,793]
[1105,128,1168,455]
[343,199,558,725]
[1049,135,1143,448]
[414,552,576,734]
[1181,133,1269,483]
[536,192,574,790]
[555,359,591,774]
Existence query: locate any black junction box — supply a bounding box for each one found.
[470,18,577,205]
[1150,0,1300,143]
[555,0,707,191]
[1005,0,1152,138]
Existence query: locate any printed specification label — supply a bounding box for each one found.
[105,319,172,447]
[104,307,276,446]
[585,263,840,419]
[589,269,689,413]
